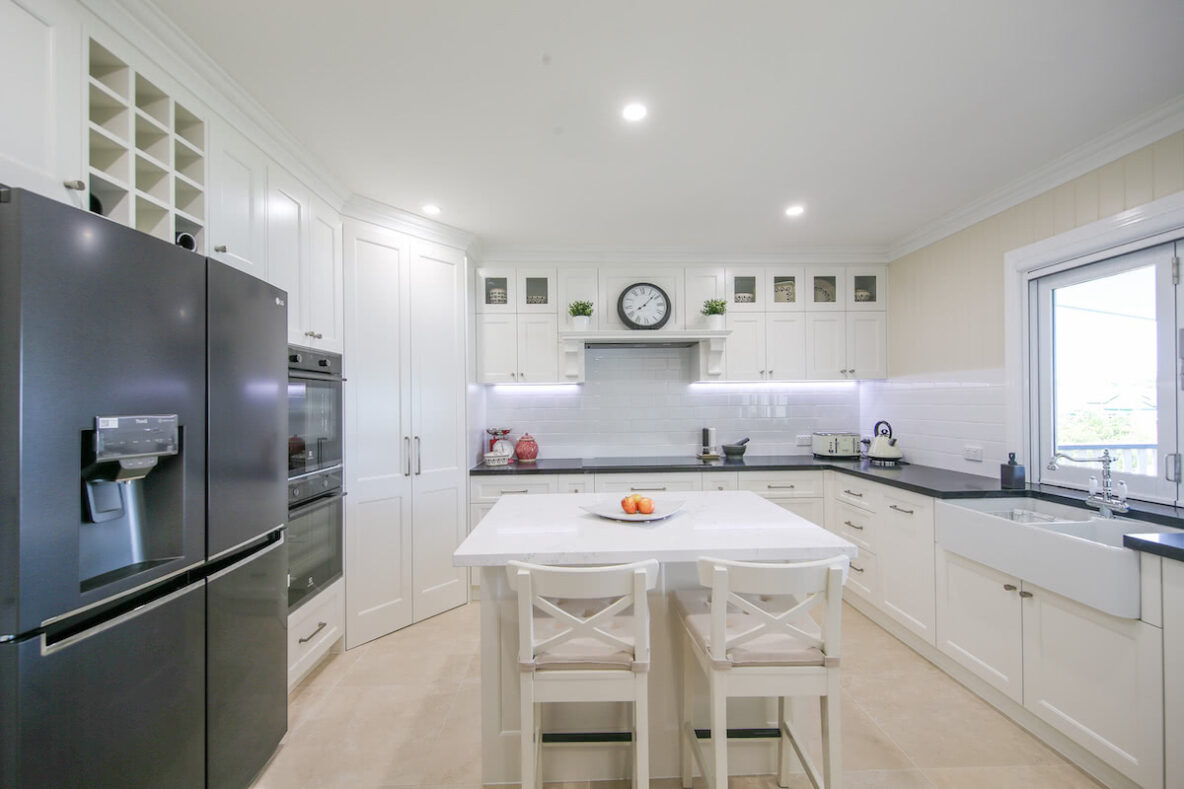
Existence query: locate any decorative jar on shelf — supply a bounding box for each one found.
[572,315,591,332]
[514,433,539,463]
[707,313,725,331]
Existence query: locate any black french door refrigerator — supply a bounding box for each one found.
[0,187,288,789]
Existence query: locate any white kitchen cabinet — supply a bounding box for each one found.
[771,497,825,526]
[845,550,879,603]
[516,313,560,383]
[208,122,268,278]
[764,265,806,312]
[805,313,847,379]
[265,163,308,345]
[0,0,83,207]
[805,266,847,311]
[846,312,887,379]
[684,267,726,329]
[287,578,344,691]
[592,473,704,493]
[343,220,468,647]
[556,267,600,330]
[724,313,766,380]
[877,489,936,645]
[738,471,824,498]
[516,267,556,313]
[1021,582,1163,788]
[935,549,1023,703]
[845,266,887,311]
[476,314,519,383]
[1166,560,1184,789]
[304,196,344,352]
[725,266,765,312]
[704,472,739,491]
[475,266,516,313]
[831,499,874,553]
[766,313,807,380]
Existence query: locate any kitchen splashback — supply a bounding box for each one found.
[483,347,860,458]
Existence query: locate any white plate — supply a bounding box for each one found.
[581,499,686,523]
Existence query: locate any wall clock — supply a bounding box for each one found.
[617,282,672,330]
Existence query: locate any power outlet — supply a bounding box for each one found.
[796,434,812,447]
[963,445,984,462]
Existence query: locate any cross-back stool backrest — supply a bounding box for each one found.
[507,559,660,672]
[695,555,848,665]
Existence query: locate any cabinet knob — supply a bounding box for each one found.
[1018,590,1034,599]
[1003,583,1017,591]
[63,179,86,191]
[850,369,856,376]
[214,244,228,253]
[520,372,525,378]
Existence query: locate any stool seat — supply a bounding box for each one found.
[672,590,824,668]
[531,614,636,671]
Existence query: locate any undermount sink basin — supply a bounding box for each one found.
[935,498,1172,619]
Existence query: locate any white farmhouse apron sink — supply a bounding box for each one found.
[936,498,1171,619]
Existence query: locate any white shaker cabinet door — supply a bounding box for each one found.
[209,124,268,278]
[1021,584,1164,789]
[1165,561,1184,789]
[878,491,936,645]
[264,163,308,346]
[476,314,519,384]
[765,313,806,381]
[0,0,83,207]
[516,313,559,383]
[684,267,726,329]
[846,312,887,379]
[343,221,413,648]
[935,549,1023,703]
[409,240,468,622]
[305,196,344,353]
[805,313,847,379]
[556,267,600,330]
[724,313,766,381]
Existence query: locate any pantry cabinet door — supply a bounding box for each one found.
[516,313,560,383]
[935,549,1023,703]
[264,164,308,346]
[209,123,268,278]
[476,315,519,384]
[766,313,806,380]
[805,313,847,379]
[343,221,413,647]
[1022,583,1163,788]
[724,313,766,381]
[306,196,344,353]
[0,0,83,207]
[846,312,887,379]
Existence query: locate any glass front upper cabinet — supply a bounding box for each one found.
[516,268,557,313]
[725,267,765,312]
[845,266,886,311]
[476,267,516,313]
[805,266,847,311]
[765,265,806,312]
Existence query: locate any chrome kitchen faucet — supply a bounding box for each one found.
[1046,449,1130,517]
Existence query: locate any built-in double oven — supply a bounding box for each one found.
[287,346,344,611]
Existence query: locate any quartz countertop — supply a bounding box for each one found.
[453,490,857,567]
[1123,531,1184,563]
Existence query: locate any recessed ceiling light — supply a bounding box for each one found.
[785,204,806,218]
[422,204,441,216]
[622,102,648,122]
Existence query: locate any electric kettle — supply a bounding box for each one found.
[868,420,903,461]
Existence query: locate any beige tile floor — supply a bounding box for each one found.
[252,602,1102,789]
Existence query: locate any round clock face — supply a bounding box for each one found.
[617,282,672,330]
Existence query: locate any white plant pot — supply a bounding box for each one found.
[572,315,591,331]
[706,313,725,331]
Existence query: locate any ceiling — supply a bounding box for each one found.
[150,0,1184,255]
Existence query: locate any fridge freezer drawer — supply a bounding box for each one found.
[1,582,205,789]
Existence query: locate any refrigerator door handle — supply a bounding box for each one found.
[42,582,200,656]
[206,533,286,583]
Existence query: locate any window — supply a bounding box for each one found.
[1030,241,1179,503]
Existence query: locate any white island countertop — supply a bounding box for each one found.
[453,490,857,566]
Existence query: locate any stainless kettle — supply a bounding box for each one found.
[868,420,903,460]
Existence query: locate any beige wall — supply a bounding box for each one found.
[888,130,1184,376]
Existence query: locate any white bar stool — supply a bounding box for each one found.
[507,559,660,789]
[675,555,848,789]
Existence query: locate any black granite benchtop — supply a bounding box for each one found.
[472,454,1184,546]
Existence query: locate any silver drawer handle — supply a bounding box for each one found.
[889,504,915,515]
[63,179,86,190]
[214,244,228,253]
[843,520,864,530]
[1003,584,1017,592]
[298,621,327,644]
[630,486,667,492]
[1019,591,1034,599]
[843,489,863,497]
[850,564,864,574]
[766,484,796,489]
[500,489,529,494]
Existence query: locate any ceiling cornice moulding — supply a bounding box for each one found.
[479,245,891,266]
[888,93,1184,262]
[343,195,477,251]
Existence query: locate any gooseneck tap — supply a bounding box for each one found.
[1046,449,1129,517]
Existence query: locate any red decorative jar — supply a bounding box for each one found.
[514,433,539,463]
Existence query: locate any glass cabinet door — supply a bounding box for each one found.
[476,267,516,313]
[516,267,557,313]
[805,266,847,311]
[845,266,886,311]
[725,267,765,312]
[765,265,806,312]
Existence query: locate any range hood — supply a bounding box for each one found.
[559,330,730,375]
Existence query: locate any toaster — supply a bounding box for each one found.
[812,432,861,458]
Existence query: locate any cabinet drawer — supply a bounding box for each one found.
[833,475,880,510]
[833,499,874,553]
[593,472,703,493]
[554,474,588,494]
[738,471,822,498]
[882,488,934,523]
[846,550,878,604]
[472,477,557,501]
[771,497,825,528]
[704,472,739,491]
[288,580,344,691]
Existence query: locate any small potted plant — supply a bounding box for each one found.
[568,300,594,331]
[702,298,727,331]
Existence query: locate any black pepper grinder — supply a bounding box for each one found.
[1000,452,1026,489]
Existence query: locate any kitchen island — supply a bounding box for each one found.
[453,490,856,783]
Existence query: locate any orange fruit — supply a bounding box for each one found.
[621,497,638,514]
[637,497,655,515]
